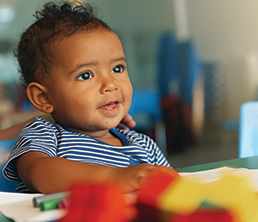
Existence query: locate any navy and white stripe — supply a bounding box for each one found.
[3,117,171,192]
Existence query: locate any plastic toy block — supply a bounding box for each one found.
[59,183,133,222]
[170,208,235,222]
[136,203,170,222]
[233,192,258,222]
[206,173,255,208]
[137,169,181,207]
[137,170,258,222]
[136,169,181,222]
[158,177,212,214]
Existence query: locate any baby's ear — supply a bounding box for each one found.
[26,82,54,114]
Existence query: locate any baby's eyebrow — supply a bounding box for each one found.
[112,57,127,64]
[68,57,127,75]
[68,62,97,75]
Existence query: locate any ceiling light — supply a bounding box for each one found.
[0,4,15,23]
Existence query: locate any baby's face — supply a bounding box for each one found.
[46,29,133,134]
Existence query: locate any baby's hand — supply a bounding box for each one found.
[117,113,136,130]
[110,164,173,193]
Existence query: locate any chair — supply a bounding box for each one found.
[0,139,17,192]
[129,89,162,130]
[177,40,201,105]
[239,101,258,158]
[129,89,167,155]
[157,33,178,97]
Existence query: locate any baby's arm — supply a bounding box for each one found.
[0,114,53,140]
[16,151,171,194]
[0,121,30,141]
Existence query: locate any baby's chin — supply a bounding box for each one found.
[101,115,125,129]
[104,120,122,130]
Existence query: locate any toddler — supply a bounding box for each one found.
[3,1,172,194]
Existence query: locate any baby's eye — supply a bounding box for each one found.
[77,72,93,80]
[112,65,124,73]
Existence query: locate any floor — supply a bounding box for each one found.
[167,117,239,169]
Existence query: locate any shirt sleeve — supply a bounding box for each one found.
[2,117,58,181]
[120,129,172,168]
[146,135,172,168]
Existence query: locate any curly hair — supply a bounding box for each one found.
[15,1,112,88]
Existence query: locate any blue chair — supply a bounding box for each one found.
[129,89,162,131]
[129,89,167,155]
[157,33,178,97]
[239,101,258,158]
[177,40,201,105]
[0,139,17,192]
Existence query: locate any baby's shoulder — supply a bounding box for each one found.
[21,116,59,135]
[116,128,153,143]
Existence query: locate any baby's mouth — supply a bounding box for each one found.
[99,101,120,110]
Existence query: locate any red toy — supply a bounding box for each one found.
[59,182,135,222]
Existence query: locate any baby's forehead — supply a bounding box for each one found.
[47,29,96,54]
[52,28,119,51]
[51,28,116,47]
[46,29,123,70]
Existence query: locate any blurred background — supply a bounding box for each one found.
[1,0,258,168]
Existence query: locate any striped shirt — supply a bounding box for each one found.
[3,117,171,192]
